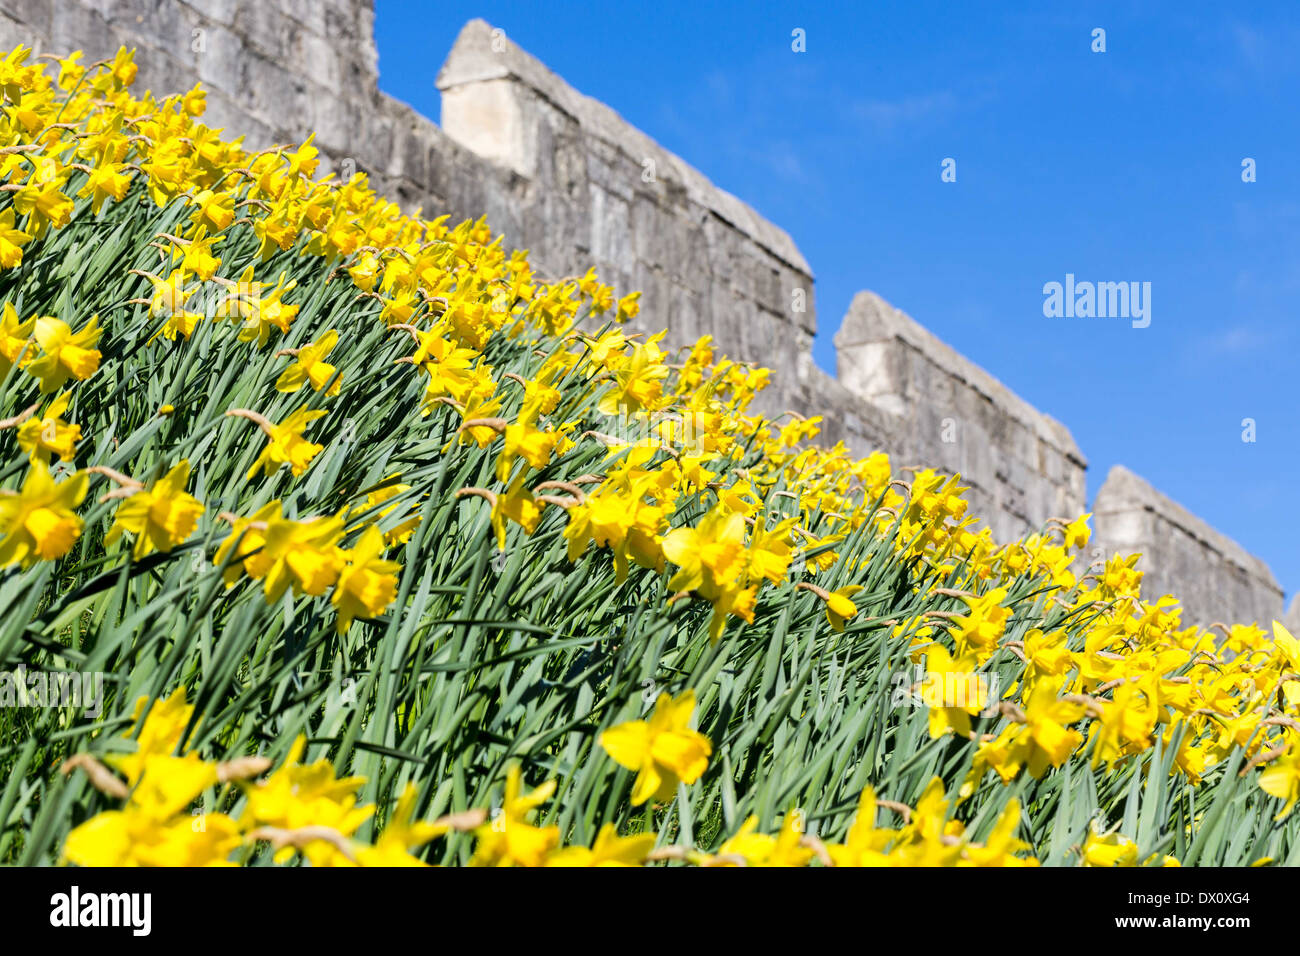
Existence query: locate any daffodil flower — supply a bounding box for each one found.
[332,525,401,633]
[469,766,560,867]
[276,329,342,395]
[0,462,88,567]
[26,314,102,392]
[600,690,712,805]
[103,459,205,559]
[230,406,327,479]
[544,823,656,867]
[15,390,80,463]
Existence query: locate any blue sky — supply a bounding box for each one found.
[374,1,1298,604]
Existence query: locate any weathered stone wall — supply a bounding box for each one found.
[0,0,382,149]
[834,292,1087,544]
[1091,466,1284,628]
[436,22,816,373]
[0,0,1289,626]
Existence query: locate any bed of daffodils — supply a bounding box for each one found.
[0,45,1296,868]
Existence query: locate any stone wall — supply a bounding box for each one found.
[0,0,382,149]
[435,22,815,373]
[0,0,1289,626]
[835,292,1087,544]
[1091,467,1284,629]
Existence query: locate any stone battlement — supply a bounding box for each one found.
[0,1,1286,627]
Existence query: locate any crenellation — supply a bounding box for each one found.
[1091,466,1283,627]
[831,289,1090,544]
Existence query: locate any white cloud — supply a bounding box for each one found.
[852,91,957,131]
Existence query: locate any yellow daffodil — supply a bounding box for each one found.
[0,462,88,567]
[919,645,986,739]
[15,390,80,462]
[1258,741,1300,819]
[824,584,864,631]
[544,823,656,867]
[27,314,102,392]
[241,735,372,867]
[600,690,712,805]
[353,784,448,867]
[715,813,814,867]
[469,765,560,867]
[0,301,34,374]
[332,524,401,633]
[276,330,342,395]
[103,459,206,559]
[240,406,327,479]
